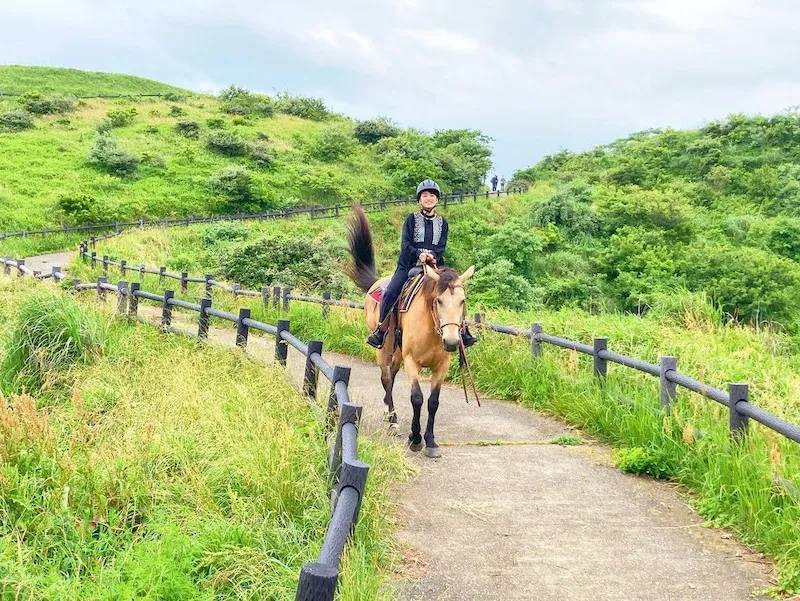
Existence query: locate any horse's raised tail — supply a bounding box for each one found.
[345,203,378,293]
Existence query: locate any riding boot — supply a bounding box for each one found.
[367,321,389,349]
[461,324,478,348]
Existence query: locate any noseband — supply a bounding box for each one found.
[430,284,465,337]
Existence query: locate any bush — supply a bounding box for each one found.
[249,143,274,168]
[532,182,598,237]
[163,91,184,102]
[0,293,106,394]
[253,99,275,117]
[0,110,34,131]
[56,193,114,224]
[614,446,675,480]
[175,118,200,138]
[141,153,167,169]
[202,222,250,247]
[309,124,355,161]
[596,187,693,241]
[476,222,542,276]
[469,259,536,310]
[354,118,399,144]
[206,131,249,156]
[222,103,250,116]
[106,106,137,128]
[276,93,329,120]
[206,117,225,129]
[218,85,250,102]
[95,119,113,133]
[17,92,75,115]
[169,105,186,117]
[209,166,255,204]
[87,133,139,177]
[143,124,159,134]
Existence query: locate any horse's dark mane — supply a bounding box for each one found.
[423,267,461,297]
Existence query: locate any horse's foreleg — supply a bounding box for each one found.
[404,355,424,452]
[380,349,402,433]
[423,357,450,458]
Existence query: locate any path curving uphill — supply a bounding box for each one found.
[22,250,774,600]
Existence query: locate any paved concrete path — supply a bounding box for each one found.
[21,250,75,274]
[25,251,775,600]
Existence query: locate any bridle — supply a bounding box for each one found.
[430,284,465,336]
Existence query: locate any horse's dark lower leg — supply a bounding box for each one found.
[380,365,398,427]
[424,386,441,448]
[409,380,424,450]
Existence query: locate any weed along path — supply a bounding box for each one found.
[125,305,771,601]
[21,251,773,600]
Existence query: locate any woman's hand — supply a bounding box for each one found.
[419,252,434,265]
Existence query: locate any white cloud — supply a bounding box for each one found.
[1,0,799,174]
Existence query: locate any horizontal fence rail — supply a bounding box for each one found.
[1,187,525,241]
[1,257,368,601]
[72,242,800,447]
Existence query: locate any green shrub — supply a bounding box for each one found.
[614,446,675,480]
[95,119,113,133]
[106,106,137,127]
[209,166,255,204]
[476,222,542,276]
[57,193,115,224]
[532,182,598,237]
[276,93,329,120]
[218,85,250,102]
[206,117,225,129]
[202,222,250,246]
[223,102,250,116]
[354,118,399,144]
[87,133,139,177]
[169,105,186,117]
[0,110,34,131]
[0,293,107,394]
[17,92,75,115]
[206,131,248,156]
[469,259,537,311]
[253,99,275,117]
[249,143,274,168]
[174,118,200,138]
[141,153,167,169]
[232,116,248,126]
[309,124,355,161]
[163,91,184,102]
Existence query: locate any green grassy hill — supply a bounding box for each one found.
[0,65,190,96]
[0,66,491,233]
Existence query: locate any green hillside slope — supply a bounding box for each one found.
[0,66,491,233]
[0,65,189,96]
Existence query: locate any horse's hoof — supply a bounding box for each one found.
[409,441,424,452]
[423,446,442,459]
[388,422,400,436]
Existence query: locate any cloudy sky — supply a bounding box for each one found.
[2,0,799,177]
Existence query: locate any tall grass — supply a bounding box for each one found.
[0,278,409,599]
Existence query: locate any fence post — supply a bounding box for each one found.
[139,265,145,281]
[159,266,166,284]
[128,282,140,317]
[304,340,324,400]
[530,323,543,358]
[2,257,8,276]
[659,356,678,414]
[72,278,81,289]
[294,563,338,601]
[91,252,97,268]
[275,319,290,366]
[236,308,251,348]
[593,337,607,378]
[335,204,340,217]
[116,281,128,314]
[261,286,269,307]
[233,283,240,299]
[337,457,370,525]
[322,291,331,318]
[15,259,25,277]
[162,290,174,328]
[327,366,351,415]
[198,297,211,339]
[181,271,188,293]
[90,235,96,249]
[728,383,749,441]
[51,266,62,281]
[283,287,292,312]
[331,402,362,480]
[96,276,107,301]
[139,218,144,230]
[205,274,213,298]
[102,255,108,273]
[273,286,281,309]
[120,260,126,276]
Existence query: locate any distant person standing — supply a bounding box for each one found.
[500,176,506,191]
[490,174,498,191]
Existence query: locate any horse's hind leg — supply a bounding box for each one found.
[423,356,450,458]
[380,348,402,434]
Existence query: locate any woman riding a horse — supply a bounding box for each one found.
[366,179,477,349]
[346,179,477,458]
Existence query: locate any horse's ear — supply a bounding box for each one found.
[424,263,440,281]
[460,265,475,282]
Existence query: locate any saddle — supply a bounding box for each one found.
[368,269,425,313]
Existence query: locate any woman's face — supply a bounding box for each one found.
[419,191,439,212]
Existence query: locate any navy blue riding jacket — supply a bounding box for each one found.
[398,211,449,269]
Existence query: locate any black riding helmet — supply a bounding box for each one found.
[416,179,441,200]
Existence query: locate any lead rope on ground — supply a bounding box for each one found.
[458,337,481,407]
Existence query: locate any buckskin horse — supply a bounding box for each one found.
[345,205,475,458]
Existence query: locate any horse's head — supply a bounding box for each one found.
[424,264,476,352]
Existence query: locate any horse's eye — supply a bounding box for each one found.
[437,299,443,305]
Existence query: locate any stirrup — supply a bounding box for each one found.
[367,326,386,349]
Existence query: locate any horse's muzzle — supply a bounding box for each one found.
[442,340,459,353]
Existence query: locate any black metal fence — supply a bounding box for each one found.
[0,187,524,241]
[1,256,368,601]
[72,244,800,447]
